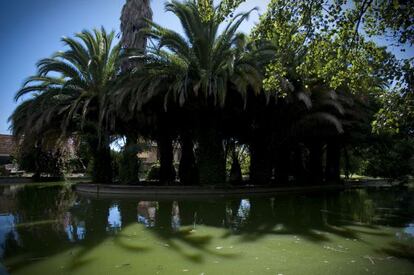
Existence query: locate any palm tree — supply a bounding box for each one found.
[242,73,346,185]
[9,90,69,180]
[10,91,62,141]
[120,0,267,185]
[14,28,121,183]
[291,83,345,184]
[118,0,153,184]
[120,0,153,71]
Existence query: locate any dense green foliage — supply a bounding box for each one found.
[9,0,414,184]
[146,162,161,181]
[14,140,68,180]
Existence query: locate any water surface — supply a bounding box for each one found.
[0,183,413,274]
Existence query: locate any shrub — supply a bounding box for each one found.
[146,163,160,181]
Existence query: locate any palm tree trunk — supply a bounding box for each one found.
[227,142,242,184]
[89,135,112,184]
[120,0,153,70]
[119,0,152,183]
[119,133,140,184]
[179,133,198,185]
[325,141,341,183]
[292,144,307,184]
[343,147,350,179]
[158,133,176,184]
[274,147,289,184]
[309,142,324,185]
[197,127,226,185]
[92,146,112,184]
[229,156,242,184]
[249,140,272,184]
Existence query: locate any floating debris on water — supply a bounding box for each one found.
[364,255,375,265]
[323,245,346,253]
[115,263,131,268]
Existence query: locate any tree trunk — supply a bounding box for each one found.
[89,135,112,184]
[229,154,242,184]
[325,141,341,183]
[249,140,272,184]
[274,147,289,185]
[292,145,307,184]
[343,147,350,179]
[179,134,198,185]
[120,0,153,71]
[158,134,176,184]
[308,142,324,185]
[119,0,151,184]
[91,147,112,184]
[197,127,226,185]
[119,134,140,184]
[91,145,112,184]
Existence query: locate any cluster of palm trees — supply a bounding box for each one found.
[10,0,350,185]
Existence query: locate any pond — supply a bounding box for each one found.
[0,183,413,274]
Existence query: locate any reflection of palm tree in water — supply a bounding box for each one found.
[63,211,86,242]
[137,201,157,227]
[171,201,180,231]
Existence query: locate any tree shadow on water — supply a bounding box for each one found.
[376,242,414,263]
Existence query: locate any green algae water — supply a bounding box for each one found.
[0,183,413,274]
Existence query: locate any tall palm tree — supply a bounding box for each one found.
[118,0,153,184]
[14,28,121,183]
[120,0,153,71]
[120,0,267,185]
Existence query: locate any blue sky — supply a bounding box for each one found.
[0,0,412,134]
[0,0,269,134]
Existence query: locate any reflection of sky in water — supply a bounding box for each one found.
[237,199,251,221]
[396,221,414,240]
[227,199,251,232]
[65,225,74,242]
[107,204,122,231]
[138,215,155,228]
[404,223,414,237]
[65,221,86,242]
[0,214,19,258]
[77,221,86,239]
[171,201,180,231]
